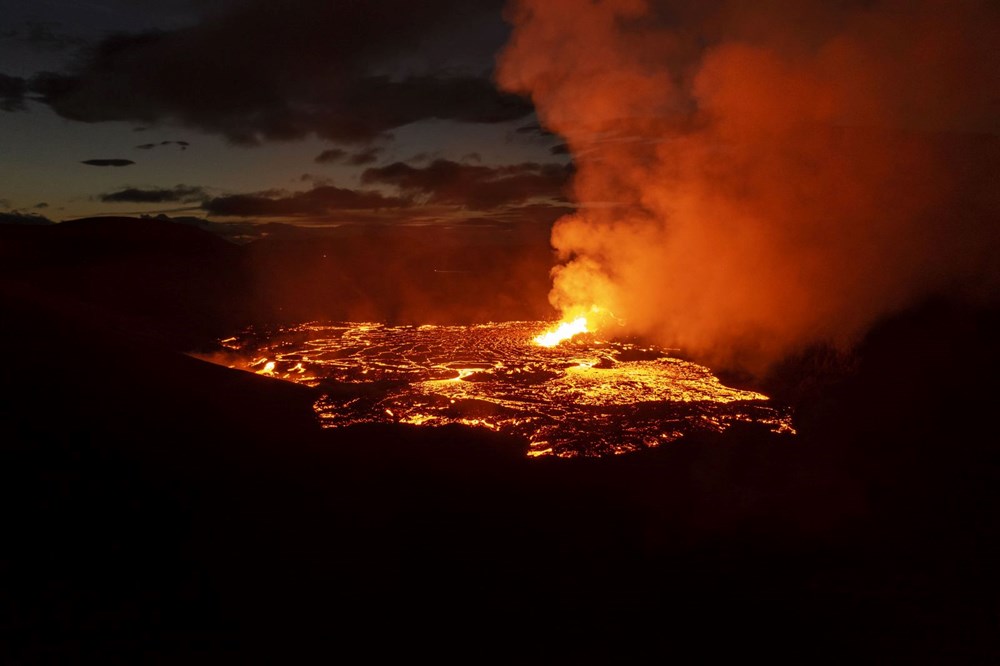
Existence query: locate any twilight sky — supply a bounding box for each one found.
[0,0,570,226]
[4,0,1000,370]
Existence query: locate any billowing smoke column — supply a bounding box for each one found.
[497,0,1000,371]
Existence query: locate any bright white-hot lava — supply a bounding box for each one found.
[533,306,619,348]
[533,316,589,347]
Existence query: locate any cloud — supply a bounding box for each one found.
[514,122,554,137]
[29,0,530,145]
[81,159,135,167]
[136,140,189,150]
[0,73,27,111]
[315,146,383,165]
[497,0,1000,371]
[361,159,570,210]
[203,185,411,218]
[347,147,381,166]
[315,149,348,164]
[8,21,87,52]
[298,174,333,186]
[512,119,568,155]
[101,185,208,203]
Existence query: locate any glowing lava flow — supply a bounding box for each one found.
[212,321,796,457]
[534,316,589,347]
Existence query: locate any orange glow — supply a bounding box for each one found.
[496,0,1000,372]
[534,316,589,347]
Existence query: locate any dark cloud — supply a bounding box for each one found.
[34,202,49,209]
[316,146,384,166]
[361,159,570,209]
[315,149,348,164]
[136,140,189,150]
[81,159,135,167]
[550,143,570,155]
[101,185,209,204]
[0,211,54,225]
[347,147,381,166]
[298,174,333,186]
[29,0,530,145]
[203,185,410,218]
[0,73,27,111]
[11,21,87,51]
[514,122,554,137]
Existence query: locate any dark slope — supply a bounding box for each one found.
[0,217,250,349]
[1,217,998,663]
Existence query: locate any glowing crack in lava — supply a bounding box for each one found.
[220,321,794,457]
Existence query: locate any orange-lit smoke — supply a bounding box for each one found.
[498,0,1000,371]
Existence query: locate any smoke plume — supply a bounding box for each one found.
[497,0,1000,370]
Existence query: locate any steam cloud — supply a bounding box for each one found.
[497,0,1000,370]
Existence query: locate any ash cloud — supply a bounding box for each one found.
[498,0,1000,371]
[361,159,570,209]
[101,185,208,204]
[81,159,135,167]
[28,0,530,145]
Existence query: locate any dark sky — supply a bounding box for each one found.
[0,0,569,226]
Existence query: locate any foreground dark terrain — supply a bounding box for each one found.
[1,218,998,662]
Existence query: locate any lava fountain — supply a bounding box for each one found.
[215,319,793,457]
[533,317,588,347]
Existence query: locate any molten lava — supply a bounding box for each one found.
[533,306,619,348]
[216,321,794,457]
[533,316,589,347]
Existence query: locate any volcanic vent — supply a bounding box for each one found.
[218,320,793,457]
